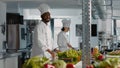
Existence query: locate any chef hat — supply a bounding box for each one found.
[62,19,71,27]
[38,3,50,15]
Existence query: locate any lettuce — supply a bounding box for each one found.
[52,60,66,68]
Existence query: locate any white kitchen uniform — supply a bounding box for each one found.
[57,31,69,51]
[31,21,54,59]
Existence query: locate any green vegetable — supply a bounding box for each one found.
[93,58,120,68]
[52,60,66,68]
[57,49,82,64]
[22,56,49,68]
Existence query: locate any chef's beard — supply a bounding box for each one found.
[44,18,50,23]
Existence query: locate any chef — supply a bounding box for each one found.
[57,19,74,52]
[31,3,55,60]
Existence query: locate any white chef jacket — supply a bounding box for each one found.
[57,31,69,51]
[31,20,54,59]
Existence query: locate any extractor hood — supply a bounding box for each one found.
[92,0,107,21]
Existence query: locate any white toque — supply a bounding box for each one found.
[38,3,50,15]
[62,19,71,27]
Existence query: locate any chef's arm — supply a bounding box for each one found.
[46,49,55,58]
[67,43,74,49]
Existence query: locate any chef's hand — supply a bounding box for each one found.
[50,52,55,59]
[47,49,55,59]
[54,48,61,53]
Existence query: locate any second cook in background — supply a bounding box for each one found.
[57,19,74,52]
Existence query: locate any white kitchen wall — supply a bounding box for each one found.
[51,9,82,17]
[0,1,6,52]
[23,9,40,20]
[70,16,82,48]
[22,8,82,19]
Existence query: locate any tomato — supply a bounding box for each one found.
[86,65,90,68]
[66,63,75,68]
[98,55,104,61]
[44,63,55,68]
[44,64,48,68]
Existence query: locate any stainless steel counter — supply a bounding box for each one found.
[0,52,21,59]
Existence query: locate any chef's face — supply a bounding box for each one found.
[41,12,51,24]
[64,27,70,32]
